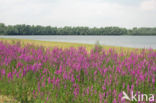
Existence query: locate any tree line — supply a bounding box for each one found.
[0,23,156,35]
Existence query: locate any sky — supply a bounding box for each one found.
[0,0,156,28]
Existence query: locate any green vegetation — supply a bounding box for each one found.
[0,38,137,53]
[0,23,156,35]
[0,40,155,103]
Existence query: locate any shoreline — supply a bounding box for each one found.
[0,38,138,51]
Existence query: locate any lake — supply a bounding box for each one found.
[0,35,156,49]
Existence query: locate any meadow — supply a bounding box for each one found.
[0,39,155,103]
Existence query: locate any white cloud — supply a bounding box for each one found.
[0,0,156,28]
[140,0,156,11]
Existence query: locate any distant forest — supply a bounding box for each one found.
[0,23,156,35]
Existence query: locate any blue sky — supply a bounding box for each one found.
[0,0,156,28]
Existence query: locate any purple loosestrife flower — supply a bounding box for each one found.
[90,85,93,96]
[122,83,125,89]
[22,68,26,77]
[127,84,130,93]
[16,72,20,78]
[16,62,23,68]
[43,68,48,74]
[94,70,97,75]
[0,69,5,79]
[102,84,106,91]
[71,74,75,83]
[38,82,41,93]
[52,76,55,85]
[113,89,117,97]
[94,89,97,94]
[32,64,36,72]
[32,63,42,72]
[113,98,117,103]
[152,76,155,85]
[86,87,89,95]
[41,75,45,80]
[118,92,123,100]
[54,70,59,75]
[116,66,121,73]
[99,92,103,103]
[73,86,79,97]
[0,41,156,102]
[103,68,108,75]
[131,84,134,91]
[24,55,33,62]
[13,69,17,75]
[63,71,68,80]
[136,80,139,86]
[46,96,49,102]
[58,65,63,74]
[7,72,13,80]
[48,77,51,84]
[42,80,46,87]
[104,100,107,103]
[1,69,5,76]
[55,77,60,87]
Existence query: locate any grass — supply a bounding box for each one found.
[0,38,136,52]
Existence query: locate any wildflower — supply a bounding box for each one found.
[7,72,13,80]
[152,77,155,85]
[63,72,68,80]
[73,87,79,97]
[48,77,51,84]
[99,92,103,103]
[1,69,5,76]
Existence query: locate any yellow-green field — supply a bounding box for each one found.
[0,38,137,53]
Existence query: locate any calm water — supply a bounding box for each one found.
[0,35,156,49]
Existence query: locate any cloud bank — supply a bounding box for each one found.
[0,0,156,28]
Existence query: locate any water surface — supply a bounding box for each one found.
[0,35,156,49]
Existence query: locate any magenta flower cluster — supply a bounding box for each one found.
[0,41,155,103]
